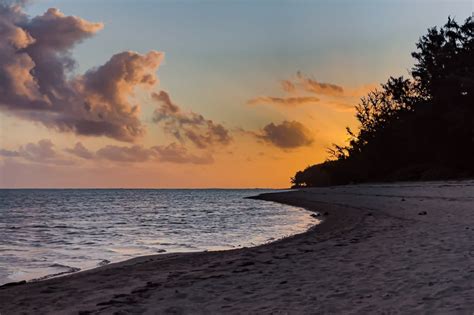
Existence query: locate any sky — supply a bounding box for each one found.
[0,0,471,188]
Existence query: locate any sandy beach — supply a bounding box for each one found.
[0,181,473,314]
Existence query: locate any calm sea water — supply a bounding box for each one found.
[0,189,318,285]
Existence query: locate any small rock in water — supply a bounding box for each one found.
[311,213,320,218]
[156,249,167,253]
[418,211,427,215]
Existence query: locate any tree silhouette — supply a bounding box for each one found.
[292,16,473,188]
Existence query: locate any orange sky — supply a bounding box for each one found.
[0,0,469,188]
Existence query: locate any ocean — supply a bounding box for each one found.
[0,189,318,285]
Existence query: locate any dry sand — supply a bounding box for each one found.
[0,181,473,314]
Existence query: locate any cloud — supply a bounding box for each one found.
[0,148,20,157]
[247,96,320,107]
[323,100,355,112]
[66,141,214,164]
[247,72,376,113]
[17,139,56,161]
[255,120,314,149]
[0,2,163,142]
[289,73,377,99]
[65,142,94,159]
[0,139,73,164]
[246,72,345,110]
[280,80,297,93]
[96,145,156,163]
[75,50,163,141]
[294,71,344,96]
[152,143,214,164]
[152,91,232,149]
[27,8,103,51]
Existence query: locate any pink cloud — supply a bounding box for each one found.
[153,91,232,149]
[0,139,73,165]
[0,2,163,142]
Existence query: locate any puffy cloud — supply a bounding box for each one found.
[26,8,103,51]
[247,96,319,107]
[255,120,314,149]
[0,139,73,164]
[0,1,45,110]
[74,50,163,141]
[65,142,94,159]
[152,91,232,149]
[17,139,56,161]
[0,2,163,142]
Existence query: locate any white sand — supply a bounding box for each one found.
[0,180,473,314]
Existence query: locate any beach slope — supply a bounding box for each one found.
[0,181,473,314]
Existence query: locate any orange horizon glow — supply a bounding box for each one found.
[0,0,469,188]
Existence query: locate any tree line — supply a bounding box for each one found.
[292,17,473,187]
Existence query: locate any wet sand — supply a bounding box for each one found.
[0,181,473,314]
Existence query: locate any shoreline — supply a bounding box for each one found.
[0,190,364,314]
[1,182,473,313]
[0,191,341,288]
[0,191,320,288]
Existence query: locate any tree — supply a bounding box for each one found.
[292,16,473,188]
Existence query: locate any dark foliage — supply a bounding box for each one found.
[292,17,474,188]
